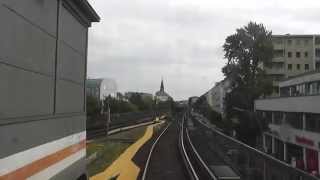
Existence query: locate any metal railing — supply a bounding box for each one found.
[192,112,320,180]
[87,111,159,139]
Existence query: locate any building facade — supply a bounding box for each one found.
[188,96,199,106]
[205,79,231,118]
[86,78,118,100]
[266,34,320,94]
[255,71,320,176]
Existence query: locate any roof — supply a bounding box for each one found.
[69,0,100,23]
[279,70,320,87]
[272,34,319,38]
[280,70,320,82]
[155,90,170,97]
[86,79,103,88]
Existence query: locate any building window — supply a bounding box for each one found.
[304,39,309,46]
[315,48,320,57]
[309,82,318,95]
[305,64,309,71]
[265,111,273,124]
[295,39,301,45]
[287,39,292,45]
[317,62,320,70]
[289,86,298,96]
[274,139,284,161]
[280,87,290,97]
[265,135,272,154]
[296,52,301,58]
[288,64,292,70]
[286,112,303,129]
[297,64,300,70]
[304,52,308,57]
[305,114,320,133]
[273,112,283,125]
[315,37,320,45]
[288,52,292,58]
[295,83,305,95]
[305,83,311,95]
[287,143,304,168]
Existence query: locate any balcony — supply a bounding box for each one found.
[272,57,285,62]
[273,43,285,51]
[265,67,285,75]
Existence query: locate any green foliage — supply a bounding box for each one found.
[86,95,101,117]
[128,93,153,111]
[223,21,273,111]
[102,92,154,113]
[195,96,233,132]
[103,95,138,114]
[222,22,274,144]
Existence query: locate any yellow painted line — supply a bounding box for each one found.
[90,122,163,180]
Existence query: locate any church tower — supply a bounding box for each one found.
[155,78,172,102]
[160,78,164,92]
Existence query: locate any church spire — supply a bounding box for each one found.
[160,78,164,92]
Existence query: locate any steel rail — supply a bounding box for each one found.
[180,115,200,180]
[141,122,171,180]
[185,127,217,180]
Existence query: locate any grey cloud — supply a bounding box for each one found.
[87,0,320,100]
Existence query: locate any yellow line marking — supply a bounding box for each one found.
[90,122,163,180]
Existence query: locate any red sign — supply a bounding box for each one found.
[295,136,314,146]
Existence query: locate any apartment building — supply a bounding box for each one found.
[205,78,231,118]
[266,34,320,94]
[255,71,320,176]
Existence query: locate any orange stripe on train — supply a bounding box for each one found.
[0,140,86,180]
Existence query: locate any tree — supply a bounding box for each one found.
[128,93,153,111]
[103,95,138,114]
[222,22,273,145]
[86,95,101,117]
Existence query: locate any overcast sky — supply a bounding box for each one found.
[87,0,320,100]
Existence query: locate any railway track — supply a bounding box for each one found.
[179,114,217,180]
[141,113,218,180]
[141,123,172,180]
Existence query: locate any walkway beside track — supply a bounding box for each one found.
[90,122,164,180]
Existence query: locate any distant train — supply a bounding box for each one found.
[0,1,99,180]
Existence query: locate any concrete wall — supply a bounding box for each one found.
[255,95,320,113]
